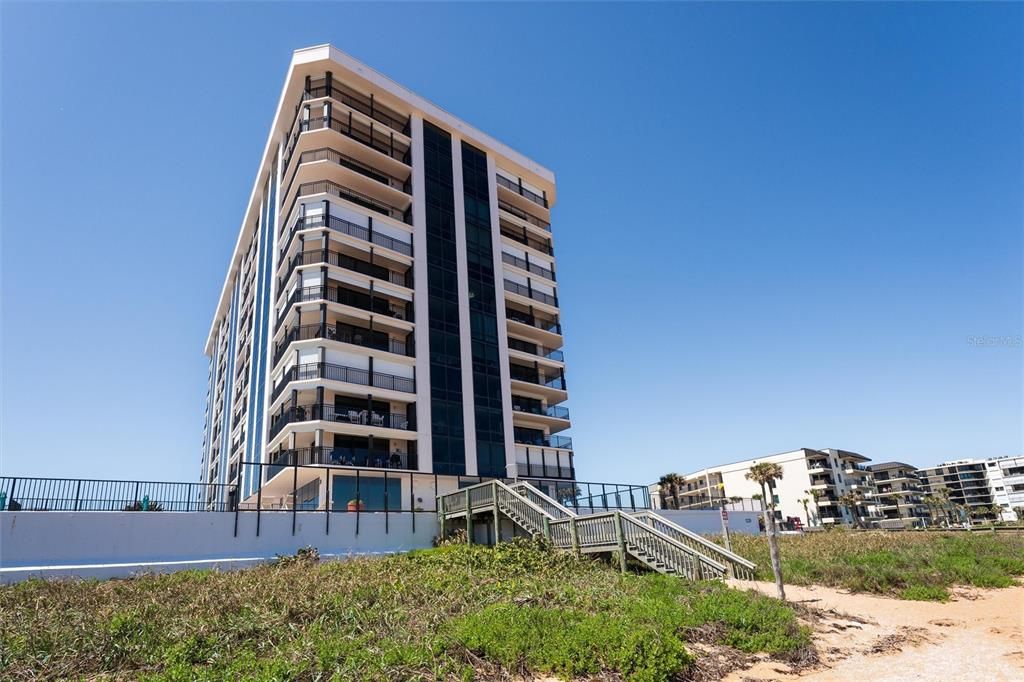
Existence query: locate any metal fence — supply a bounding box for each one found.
[655,493,765,513]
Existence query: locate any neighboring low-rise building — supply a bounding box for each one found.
[650,448,876,528]
[867,462,928,529]
[917,459,998,524]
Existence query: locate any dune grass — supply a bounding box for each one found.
[728,530,1024,600]
[0,538,811,681]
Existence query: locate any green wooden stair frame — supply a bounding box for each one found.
[437,479,756,581]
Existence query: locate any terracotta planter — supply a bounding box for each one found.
[347,501,365,512]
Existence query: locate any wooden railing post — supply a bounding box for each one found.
[543,516,550,541]
[465,489,472,545]
[570,516,580,555]
[492,481,500,545]
[615,511,628,573]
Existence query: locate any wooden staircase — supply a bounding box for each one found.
[438,480,756,581]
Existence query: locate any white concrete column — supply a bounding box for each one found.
[485,154,518,479]
[409,115,432,474]
[450,135,478,476]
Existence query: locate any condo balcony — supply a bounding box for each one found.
[504,279,558,307]
[279,244,411,293]
[301,76,411,137]
[279,210,413,260]
[269,401,415,441]
[273,320,413,367]
[507,336,563,363]
[500,220,552,256]
[266,444,416,478]
[498,198,550,232]
[513,427,573,450]
[509,363,566,391]
[270,360,416,405]
[495,173,548,209]
[276,280,413,330]
[291,179,411,225]
[283,111,411,173]
[501,251,555,281]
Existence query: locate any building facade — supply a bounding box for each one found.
[650,448,875,528]
[199,45,573,511]
[866,462,928,529]
[984,456,1024,521]
[917,459,998,523]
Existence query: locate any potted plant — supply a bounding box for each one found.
[346,497,365,512]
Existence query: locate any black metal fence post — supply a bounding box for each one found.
[292,458,298,536]
[256,464,263,537]
[74,480,82,512]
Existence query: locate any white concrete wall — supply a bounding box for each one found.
[0,511,439,583]
[654,509,762,535]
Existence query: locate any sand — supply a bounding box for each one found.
[724,581,1024,682]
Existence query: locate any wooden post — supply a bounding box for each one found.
[543,516,550,541]
[492,481,500,545]
[719,505,734,578]
[570,516,580,555]
[465,489,472,545]
[614,511,628,573]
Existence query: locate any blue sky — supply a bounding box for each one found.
[2,2,1021,485]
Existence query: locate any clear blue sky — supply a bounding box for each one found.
[2,2,1021,485]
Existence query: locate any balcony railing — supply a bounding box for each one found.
[509,366,566,390]
[293,147,411,193]
[271,360,414,405]
[512,403,570,420]
[296,179,411,224]
[501,223,552,255]
[504,280,557,307]
[495,174,548,209]
[269,401,415,440]
[276,284,412,328]
[506,309,562,335]
[303,78,411,136]
[281,247,409,292]
[266,446,415,479]
[514,433,573,450]
[501,252,555,281]
[284,114,411,171]
[273,323,412,367]
[498,199,550,231]
[280,212,413,260]
[507,337,563,361]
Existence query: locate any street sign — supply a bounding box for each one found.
[721,509,729,521]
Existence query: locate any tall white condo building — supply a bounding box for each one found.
[199,45,572,511]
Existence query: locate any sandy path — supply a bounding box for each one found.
[724,581,1024,682]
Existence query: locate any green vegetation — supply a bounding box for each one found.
[729,530,1024,601]
[0,538,811,681]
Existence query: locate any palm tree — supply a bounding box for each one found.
[746,462,785,600]
[838,490,867,529]
[657,473,685,510]
[804,488,824,527]
[798,497,811,529]
[1013,506,1024,524]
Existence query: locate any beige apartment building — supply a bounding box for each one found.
[199,45,574,512]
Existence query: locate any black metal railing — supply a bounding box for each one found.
[498,199,550,231]
[296,179,410,224]
[265,446,415,479]
[505,309,562,335]
[0,476,237,512]
[512,403,570,420]
[507,337,563,362]
[509,365,566,390]
[495,174,548,208]
[280,212,413,260]
[281,247,409,292]
[269,402,414,440]
[287,115,411,168]
[504,280,558,306]
[273,323,411,367]
[293,147,412,193]
[501,252,555,281]
[270,360,415,404]
[303,78,411,136]
[276,284,412,328]
[1,467,654,517]
[513,433,572,449]
[500,223,552,255]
